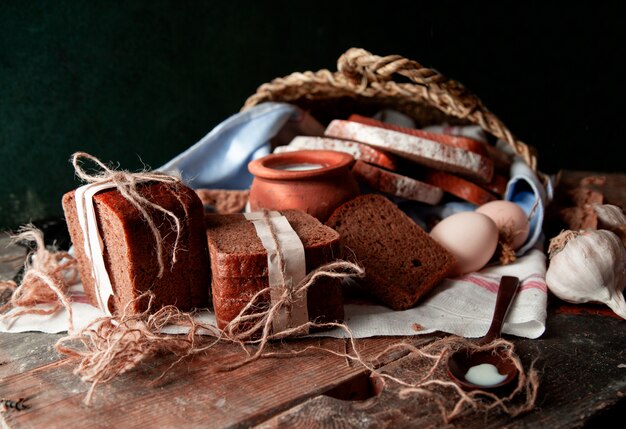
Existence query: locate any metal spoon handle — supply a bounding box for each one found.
[480,276,520,345]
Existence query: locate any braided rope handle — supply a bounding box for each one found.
[243,48,538,171]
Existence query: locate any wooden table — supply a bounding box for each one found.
[2,170,625,428]
[1,306,625,428]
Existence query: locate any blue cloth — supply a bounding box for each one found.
[159,102,299,189]
[504,157,553,254]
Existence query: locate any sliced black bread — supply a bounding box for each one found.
[325,194,455,310]
[206,209,344,329]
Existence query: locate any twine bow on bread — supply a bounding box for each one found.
[221,209,365,362]
[71,152,184,278]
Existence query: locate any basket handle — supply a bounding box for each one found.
[337,48,538,171]
[243,48,539,173]
[338,48,451,89]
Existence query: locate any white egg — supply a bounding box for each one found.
[476,200,530,250]
[430,211,499,276]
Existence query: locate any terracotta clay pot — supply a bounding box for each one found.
[248,150,360,222]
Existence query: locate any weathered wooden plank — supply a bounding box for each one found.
[255,311,626,429]
[554,170,626,210]
[0,332,64,380]
[544,169,626,239]
[0,336,432,429]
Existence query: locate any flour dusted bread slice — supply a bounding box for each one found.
[274,136,398,171]
[325,119,494,183]
[62,182,210,315]
[349,114,491,157]
[206,210,344,329]
[352,160,443,205]
[325,194,455,310]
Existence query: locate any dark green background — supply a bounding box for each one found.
[1,1,624,230]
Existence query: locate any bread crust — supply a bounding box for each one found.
[62,182,211,315]
[352,160,443,205]
[325,119,494,183]
[423,170,497,206]
[206,210,344,329]
[274,136,398,171]
[325,194,455,310]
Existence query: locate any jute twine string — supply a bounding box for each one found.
[54,294,222,405]
[2,226,538,420]
[219,260,365,370]
[0,226,79,331]
[51,258,364,403]
[249,335,539,423]
[213,209,366,369]
[496,222,523,265]
[71,152,186,277]
[392,338,539,422]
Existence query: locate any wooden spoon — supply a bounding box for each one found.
[447,275,521,392]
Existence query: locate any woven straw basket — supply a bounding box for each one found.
[242,47,541,178]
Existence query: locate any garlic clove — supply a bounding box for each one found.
[607,293,626,320]
[546,229,626,319]
[593,204,626,247]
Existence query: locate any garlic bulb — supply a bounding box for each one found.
[593,204,626,247]
[546,229,626,319]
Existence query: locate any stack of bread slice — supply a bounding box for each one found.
[274,113,512,206]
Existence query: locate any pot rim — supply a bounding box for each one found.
[248,150,355,180]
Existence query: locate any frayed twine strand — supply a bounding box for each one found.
[214,208,366,369]
[496,222,522,265]
[55,294,221,405]
[218,260,366,370]
[240,334,539,423]
[52,259,364,405]
[392,337,539,423]
[0,225,79,331]
[71,152,186,277]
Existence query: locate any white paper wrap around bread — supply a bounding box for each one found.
[74,182,118,317]
[243,211,309,334]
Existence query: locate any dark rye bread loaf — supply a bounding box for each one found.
[325,194,455,310]
[206,210,344,329]
[62,182,210,315]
